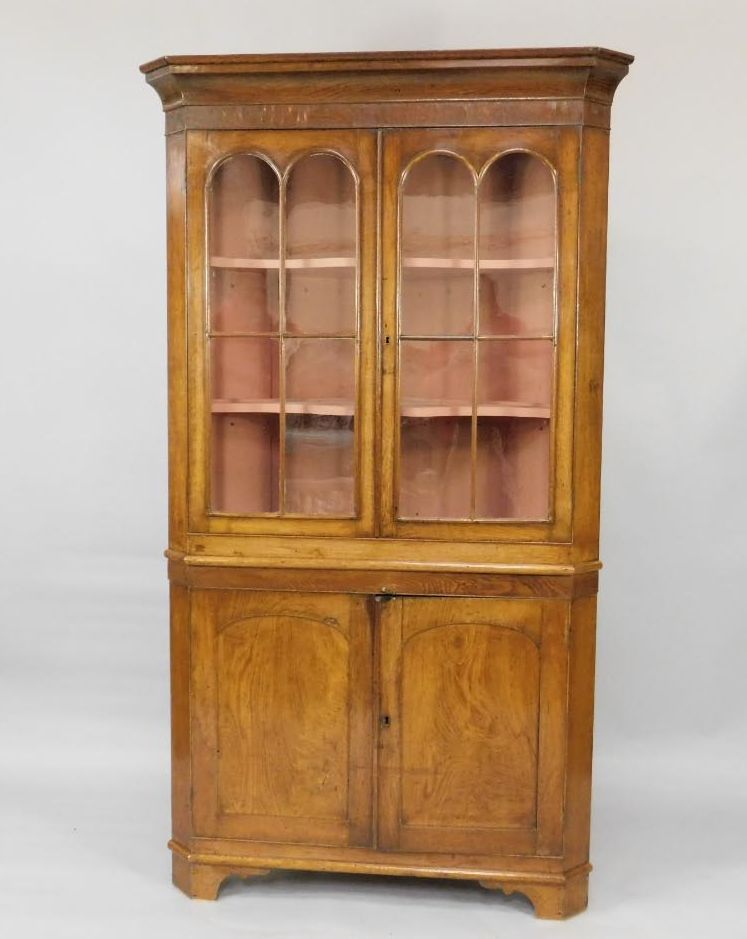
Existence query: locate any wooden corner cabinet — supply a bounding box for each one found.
[141,47,632,919]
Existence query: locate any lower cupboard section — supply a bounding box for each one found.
[183,587,587,862]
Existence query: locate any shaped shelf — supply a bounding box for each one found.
[211,256,356,270]
[212,398,354,416]
[213,399,550,419]
[402,257,555,271]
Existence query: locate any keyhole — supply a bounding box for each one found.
[380,715,391,728]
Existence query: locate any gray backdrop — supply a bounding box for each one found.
[1,1,745,936]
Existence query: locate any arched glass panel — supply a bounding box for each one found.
[398,154,475,520]
[397,151,556,521]
[207,152,358,517]
[476,154,555,519]
[209,155,280,514]
[283,154,357,516]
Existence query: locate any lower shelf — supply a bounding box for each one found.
[211,398,551,419]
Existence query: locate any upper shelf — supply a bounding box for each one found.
[211,256,356,270]
[211,256,554,272]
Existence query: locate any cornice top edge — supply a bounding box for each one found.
[140,46,634,75]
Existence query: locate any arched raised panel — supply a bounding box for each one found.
[401,622,540,830]
[217,614,349,820]
[191,590,373,847]
[378,596,567,857]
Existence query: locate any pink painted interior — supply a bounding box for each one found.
[208,152,358,516]
[206,146,555,521]
[398,150,555,521]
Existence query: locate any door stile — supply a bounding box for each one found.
[375,595,403,848]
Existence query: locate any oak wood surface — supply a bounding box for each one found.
[167,558,598,599]
[191,590,373,846]
[144,46,631,919]
[377,598,567,855]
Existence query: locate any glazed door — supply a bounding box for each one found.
[377,596,568,856]
[186,130,377,536]
[191,590,373,846]
[381,128,579,542]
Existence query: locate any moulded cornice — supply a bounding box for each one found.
[141,47,633,122]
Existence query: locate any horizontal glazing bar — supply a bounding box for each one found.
[400,333,554,341]
[209,332,356,339]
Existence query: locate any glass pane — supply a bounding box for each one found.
[395,150,558,524]
[284,338,355,516]
[286,153,357,340]
[211,337,280,405]
[477,340,553,414]
[206,149,362,519]
[401,154,474,339]
[208,155,281,515]
[479,268,553,337]
[209,155,279,259]
[476,419,550,519]
[286,154,356,259]
[210,267,279,333]
[401,268,473,337]
[211,414,279,514]
[400,340,473,415]
[399,418,472,520]
[286,415,354,516]
[399,340,473,520]
[402,154,474,259]
[473,153,556,521]
[286,267,355,335]
[479,152,555,262]
[285,338,355,409]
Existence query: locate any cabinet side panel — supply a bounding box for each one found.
[573,128,610,561]
[170,583,192,843]
[564,595,597,865]
[166,133,189,550]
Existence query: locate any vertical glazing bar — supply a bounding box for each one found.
[278,171,287,514]
[469,174,479,520]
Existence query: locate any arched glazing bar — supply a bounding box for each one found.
[397,150,557,521]
[207,151,359,517]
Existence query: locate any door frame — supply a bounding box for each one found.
[185,129,378,537]
[380,126,579,542]
[190,589,374,846]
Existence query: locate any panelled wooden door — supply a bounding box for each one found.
[191,590,373,846]
[381,127,580,543]
[377,597,569,855]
